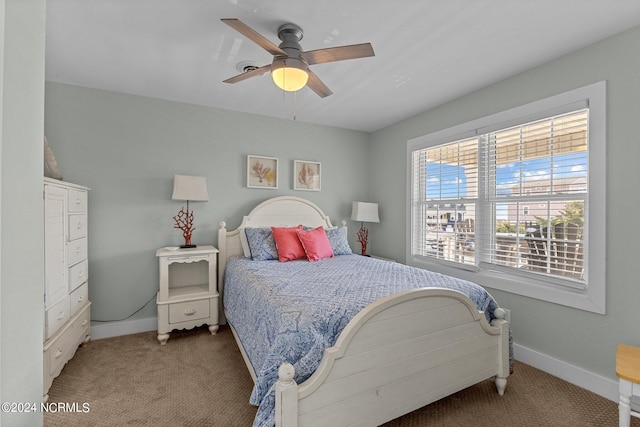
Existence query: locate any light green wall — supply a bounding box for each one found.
[1,0,46,425]
[370,25,640,381]
[44,83,371,322]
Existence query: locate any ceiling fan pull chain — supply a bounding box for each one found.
[293,91,297,121]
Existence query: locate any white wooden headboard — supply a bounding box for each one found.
[217,196,344,321]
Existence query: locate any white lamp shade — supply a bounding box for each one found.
[172,175,209,202]
[351,201,380,223]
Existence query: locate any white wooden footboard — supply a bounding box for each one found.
[275,288,509,427]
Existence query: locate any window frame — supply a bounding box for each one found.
[406,81,606,314]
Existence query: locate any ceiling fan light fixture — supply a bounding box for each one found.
[222,19,374,98]
[271,57,309,92]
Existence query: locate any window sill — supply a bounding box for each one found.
[408,256,605,314]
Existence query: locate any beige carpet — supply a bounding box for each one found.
[45,325,638,427]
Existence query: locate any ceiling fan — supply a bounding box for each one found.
[221,18,375,98]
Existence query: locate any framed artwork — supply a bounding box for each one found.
[247,155,278,189]
[294,160,321,191]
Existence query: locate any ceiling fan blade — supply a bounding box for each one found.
[302,43,374,65]
[221,18,286,57]
[306,70,333,98]
[223,64,271,84]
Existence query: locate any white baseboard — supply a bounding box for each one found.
[514,342,619,403]
[90,317,157,340]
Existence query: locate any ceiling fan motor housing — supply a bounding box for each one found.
[276,23,305,61]
[270,23,309,91]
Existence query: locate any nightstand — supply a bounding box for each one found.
[156,245,219,345]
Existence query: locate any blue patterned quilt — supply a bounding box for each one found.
[224,255,504,427]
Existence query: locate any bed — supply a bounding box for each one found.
[217,196,510,427]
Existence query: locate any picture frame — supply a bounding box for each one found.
[293,160,321,191]
[247,155,278,189]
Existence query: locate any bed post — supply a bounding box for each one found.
[275,363,298,427]
[491,307,510,395]
[217,221,227,324]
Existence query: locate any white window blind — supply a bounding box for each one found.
[411,109,589,287]
[480,109,588,287]
[411,137,478,267]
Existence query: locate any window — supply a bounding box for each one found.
[407,82,606,314]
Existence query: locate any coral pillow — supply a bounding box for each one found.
[297,226,334,262]
[271,225,306,262]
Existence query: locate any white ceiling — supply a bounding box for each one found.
[45,0,640,132]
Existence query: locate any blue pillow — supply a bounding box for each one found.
[244,227,278,260]
[326,227,353,255]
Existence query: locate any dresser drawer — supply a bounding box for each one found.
[70,303,91,343]
[68,188,87,213]
[45,296,70,339]
[45,322,76,381]
[44,303,90,388]
[68,259,88,291]
[68,237,87,266]
[70,283,89,315]
[68,214,88,240]
[168,299,210,324]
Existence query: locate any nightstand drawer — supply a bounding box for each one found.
[168,299,210,324]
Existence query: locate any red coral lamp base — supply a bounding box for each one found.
[173,204,197,248]
[181,235,195,249]
[356,225,369,256]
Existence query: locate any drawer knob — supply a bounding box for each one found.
[78,270,84,278]
[75,247,81,253]
[77,295,84,302]
[54,348,64,359]
[184,308,196,316]
[57,311,65,320]
[75,198,81,205]
[76,222,83,229]
[81,319,88,326]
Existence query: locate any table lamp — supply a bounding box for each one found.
[351,201,380,256]
[172,175,208,248]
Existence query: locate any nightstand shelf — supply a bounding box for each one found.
[167,284,210,299]
[156,246,219,345]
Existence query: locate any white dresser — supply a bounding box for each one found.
[43,178,91,399]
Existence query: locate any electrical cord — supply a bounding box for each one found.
[91,292,157,322]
